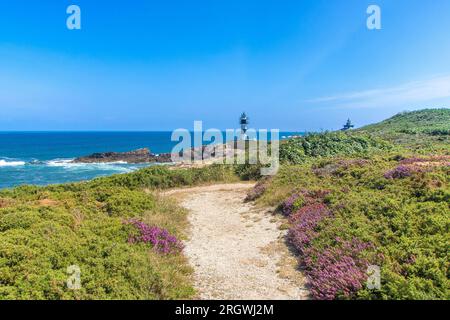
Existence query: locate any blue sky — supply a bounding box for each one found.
[0,0,449,131]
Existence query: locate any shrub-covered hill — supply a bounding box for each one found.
[358,108,450,136]
[248,108,450,300]
[279,109,450,165]
[250,154,450,300]
[0,165,238,299]
[356,109,450,150]
[279,131,392,165]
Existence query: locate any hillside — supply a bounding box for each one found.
[279,131,392,165]
[356,109,450,150]
[358,108,450,135]
[249,108,450,299]
[252,154,449,300]
[279,109,449,166]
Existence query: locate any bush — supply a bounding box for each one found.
[0,164,239,299]
[305,238,374,300]
[233,163,263,180]
[256,154,449,300]
[125,219,183,254]
[245,178,271,202]
[288,203,331,252]
[281,193,304,216]
[384,165,414,179]
[280,132,391,164]
[90,164,238,190]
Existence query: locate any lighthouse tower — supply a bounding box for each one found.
[239,112,249,140]
[341,119,354,131]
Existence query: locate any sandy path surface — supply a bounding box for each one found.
[164,183,309,300]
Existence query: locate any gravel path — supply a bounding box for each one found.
[164,183,309,300]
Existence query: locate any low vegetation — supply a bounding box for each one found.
[280,131,392,164]
[1,108,448,300]
[357,108,450,151]
[248,108,450,300]
[0,165,240,299]
[252,155,449,299]
[358,108,450,136]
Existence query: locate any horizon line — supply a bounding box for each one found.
[0,129,311,133]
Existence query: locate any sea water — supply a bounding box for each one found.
[0,131,303,189]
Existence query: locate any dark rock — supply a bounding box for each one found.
[72,148,173,164]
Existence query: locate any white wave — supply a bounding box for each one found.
[0,160,26,167]
[45,159,135,172]
[45,159,75,167]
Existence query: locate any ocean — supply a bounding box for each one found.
[0,131,302,189]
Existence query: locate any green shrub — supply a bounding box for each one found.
[0,164,239,300]
[233,163,263,180]
[255,154,449,299]
[357,109,450,151]
[280,132,391,164]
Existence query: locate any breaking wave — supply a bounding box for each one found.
[0,160,26,167]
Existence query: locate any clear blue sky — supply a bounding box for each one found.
[0,0,449,131]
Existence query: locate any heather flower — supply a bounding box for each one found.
[383,156,448,179]
[400,155,450,165]
[281,189,330,217]
[384,165,413,179]
[313,159,369,176]
[303,238,373,300]
[406,254,416,264]
[281,193,302,216]
[400,157,427,165]
[245,179,269,202]
[124,219,183,254]
[288,203,332,253]
[283,187,376,300]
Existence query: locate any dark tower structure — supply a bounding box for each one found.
[239,112,249,139]
[342,119,354,131]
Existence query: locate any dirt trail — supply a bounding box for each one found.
[164,183,309,300]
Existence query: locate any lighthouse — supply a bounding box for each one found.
[239,112,249,140]
[341,119,354,131]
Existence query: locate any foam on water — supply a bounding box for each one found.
[45,159,135,172]
[0,157,146,188]
[0,159,26,167]
[0,131,303,189]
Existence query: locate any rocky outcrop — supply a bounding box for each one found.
[72,142,244,165]
[72,148,173,164]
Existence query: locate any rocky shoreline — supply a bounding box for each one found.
[71,144,242,164]
[72,148,173,164]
